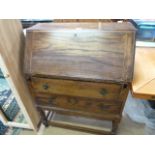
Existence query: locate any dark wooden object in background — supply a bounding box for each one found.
[24,22,136,134]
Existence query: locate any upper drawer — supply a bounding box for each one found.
[30,77,122,100]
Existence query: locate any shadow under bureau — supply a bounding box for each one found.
[24,22,136,134]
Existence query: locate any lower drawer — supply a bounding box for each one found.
[34,93,122,115]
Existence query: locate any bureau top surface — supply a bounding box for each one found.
[24,22,136,83]
[27,22,136,32]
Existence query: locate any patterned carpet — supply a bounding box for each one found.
[0,70,26,135]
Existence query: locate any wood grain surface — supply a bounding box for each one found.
[131,47,155,100]
[31,77,122,100]
[24,22,136,83]
[53,19,113,23]
[34,93,121,114]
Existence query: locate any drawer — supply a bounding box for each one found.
[31,77,122,100]
[34,93,121,114]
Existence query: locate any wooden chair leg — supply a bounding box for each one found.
[112,120,118,134]
[38,108,49,127]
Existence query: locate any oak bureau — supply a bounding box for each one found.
[24,22,136,134]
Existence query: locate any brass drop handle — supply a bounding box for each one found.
[151,96,155,99]
[68,98,78,104]
[100,88,108,96]
[43,83,49,90]
[98,104,110,110]
[48,96,56,105]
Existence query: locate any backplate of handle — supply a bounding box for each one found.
[43,83,49,90]
[100,88,108,96]
[98,104,110,110]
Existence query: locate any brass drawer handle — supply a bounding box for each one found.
[151,96,155,99]
[100,88,108,96]
[98,104,110,110]
[48,96,56,105]
[68,98,78,104]
[43,83,49,90]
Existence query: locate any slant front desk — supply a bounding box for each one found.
[24,22,136,134]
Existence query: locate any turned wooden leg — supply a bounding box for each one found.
[38,108,49,127]
[112,120,118,134]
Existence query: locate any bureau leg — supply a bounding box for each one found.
[38,108,49,127]
[112,120,118,134]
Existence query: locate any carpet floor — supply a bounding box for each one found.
[0,70,26,135]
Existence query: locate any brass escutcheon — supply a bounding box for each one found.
[100,88,108,96]
[43,83,49,90]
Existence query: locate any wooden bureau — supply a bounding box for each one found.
[24,22,136,134]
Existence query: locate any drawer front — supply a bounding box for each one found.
[34,93,121,114]
[31,77,122,100]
